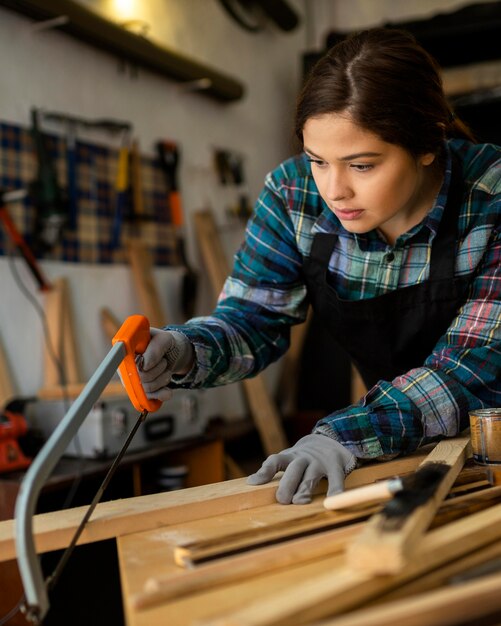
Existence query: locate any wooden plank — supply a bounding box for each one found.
[346,436,471,574]
[100,306,121,341]
[193,209,228,296]
[198,501,501,626]
[175,477,501,568]
[193,209,288,455]
[0,333,15,408]
[173,508,375,567]
[130,485,501,612]
[126,239,166,328]
[42,276,82,387]
[242,377,289,454]
[117,482,501,626]
[0,449,430,562]
[42,276,64,388]
[369,536,501,606]
[224,454,246,479]
[319,569,501,626]
[132,524,364,611]
[350,363,367,404]
[61,277,82,384]
[275,308,312,417]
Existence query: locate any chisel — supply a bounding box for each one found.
[324,462,450,510]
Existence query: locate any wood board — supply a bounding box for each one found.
[42,276,82,388]
[131,482,501,611]
[5,440,501,626]
[0,332,15,409]
[126,239,166,328]
[346,436,470,573]
[114,466,501,625]
[193,209,288,455]
[0,447,431,562]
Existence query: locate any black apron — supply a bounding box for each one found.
[303,159,471,389]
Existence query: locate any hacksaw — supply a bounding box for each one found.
[14,314,160,624]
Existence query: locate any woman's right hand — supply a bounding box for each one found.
[137,328,194,401]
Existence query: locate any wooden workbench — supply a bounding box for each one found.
[1,442,501,626]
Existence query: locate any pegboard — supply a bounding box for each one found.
[0,120,179,266]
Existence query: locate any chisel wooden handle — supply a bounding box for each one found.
[324,478,402,510]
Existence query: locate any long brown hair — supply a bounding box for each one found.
[295,28,475,158]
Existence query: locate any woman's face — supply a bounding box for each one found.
[303,113,438,245]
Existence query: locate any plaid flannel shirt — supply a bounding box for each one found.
[168,139,501,460]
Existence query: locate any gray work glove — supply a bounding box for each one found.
[137,328,194,401]
[247,434,357,505]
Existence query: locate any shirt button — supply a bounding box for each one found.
[384,252,395,263]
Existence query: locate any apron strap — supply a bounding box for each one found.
[428,154,463,282]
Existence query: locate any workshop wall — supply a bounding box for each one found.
[0,0,498,423]
[0,0,304,419]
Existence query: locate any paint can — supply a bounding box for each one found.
[469,408,501,465]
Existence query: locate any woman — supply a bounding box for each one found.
[139,28,501,504]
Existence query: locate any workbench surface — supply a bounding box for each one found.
[115,446,501,626]
[2,442,501,626]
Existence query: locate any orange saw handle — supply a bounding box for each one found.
[112,314,161,413]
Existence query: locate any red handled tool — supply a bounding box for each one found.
[0,191,52,291]
[15,315,160,623]
[0,411,31,473]
[109,143,130,249]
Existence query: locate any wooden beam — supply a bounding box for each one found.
[42,276,82,387]
[100,306,121,342]
[0,333,15,409]
[370,536,501,606]
[126,238,166,330]
[0,449,430,562]
[350,364,367,404]
[133,524,363,611]
[318,569,501,626]
[275,307,312,417]
[173,508,374,567]
[198,501,501,626]
[346,436,471,574]
[175,476,499,568]
[193,209,288,455]
[133,480,501,611]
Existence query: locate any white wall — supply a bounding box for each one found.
[0,0,498,420]
[0,0,305,419]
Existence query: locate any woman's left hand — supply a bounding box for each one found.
[247,433,357,504]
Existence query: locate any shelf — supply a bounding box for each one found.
[0,0,245,102]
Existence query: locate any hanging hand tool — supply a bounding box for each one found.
[0,411,31,473]
[35,111,133,238]
[15,315,160,624]
[65,119,78,230]
[29,108,68,253]
[156,140,198,319]
[109,140,130,249]
[0,190,52,291]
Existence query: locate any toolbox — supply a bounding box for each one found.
[26,390,208,459]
